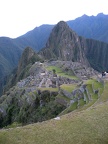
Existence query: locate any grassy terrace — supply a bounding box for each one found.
[60,84,78,93]
[58,78,104,115]
[56,94,70,102]
[0,69,107,144]
[84,78,103,89]
[96,82,108,103]
[59,101,78,116]
[0,94,108,144]
[75,79,104,112]
[46,66,78,80]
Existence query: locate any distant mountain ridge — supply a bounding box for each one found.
[0,13,108,91]
[0,25,53,89]
[67,13,108,43]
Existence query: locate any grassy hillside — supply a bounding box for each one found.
[0,81,108,144]
[46,65,78,80]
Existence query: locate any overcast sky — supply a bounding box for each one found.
[0,0,108,38]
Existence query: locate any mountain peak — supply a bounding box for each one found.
[51,21,70,35]
[56,21,67,26]
[17,47,43,75]
[82,14,88,17]
[40,21,88,65]
[97,12,104,16]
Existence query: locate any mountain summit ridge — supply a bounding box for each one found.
[40,21,88,66]
[0,13,108,94]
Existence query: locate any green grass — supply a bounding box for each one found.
[60,84,78,93]
[75,80,104,112]
[4,122,22,129]
[46,66,62,73]
[59,101,78,116]
[93,80,103,90]
[0,100,108,144]
[78,99,86,107]
[85,78,103,90]
[86,84,93,93]
[96,82,108,103]
[56,94,70,102]
[60,79,104,114]
[46,66,78,80]
[92,93,98,100]
[0,80,107,144]
[84,79,95,84]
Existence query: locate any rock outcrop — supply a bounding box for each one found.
[40,21,108,72]
[40,21,89,66]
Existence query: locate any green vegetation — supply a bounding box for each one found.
[60,78,104,114]
[0,77,107,144]
[96,82,108,103]
[60,84,78,93]
[56,94,70,103]
[85,78,103,89]
[1,99,108,144]
[84,91,89,104]
[4,122,22,129]
[78,98,86,107]
[59,101,78,115]
[86,84,93,93]
[46,66,78,80]
[0,87,65,128]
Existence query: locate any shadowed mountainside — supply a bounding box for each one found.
[39,21,88,66]
[40,21,108,72]
[0,13,108,95]
[0,13,108,81]
[67,13,108,43]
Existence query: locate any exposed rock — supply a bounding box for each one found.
[40,21,89,66]
[60,89,73,99]
[54,117,60,120]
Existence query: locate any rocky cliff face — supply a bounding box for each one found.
[4,47,43,93]
[78,37,108,71]
[17,47,36,74]
[67,13,108,43]
[86,39,108,71]
[16,47,43,80]
[40,21,108,72]
[40,21,89,66]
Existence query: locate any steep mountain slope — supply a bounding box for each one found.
[0,37,22,78]
[67,13,108,43]
[0,37,23,95]
[40,21,88,66]
[4,47,43,92]
[16,24,54,51]
[0,13,108,80]
[0,25,53,87]
[40,21,108,72]
[85,38,108,71]
[0,50,107,143]
[0,13,108,96]
[16,13,108,52]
